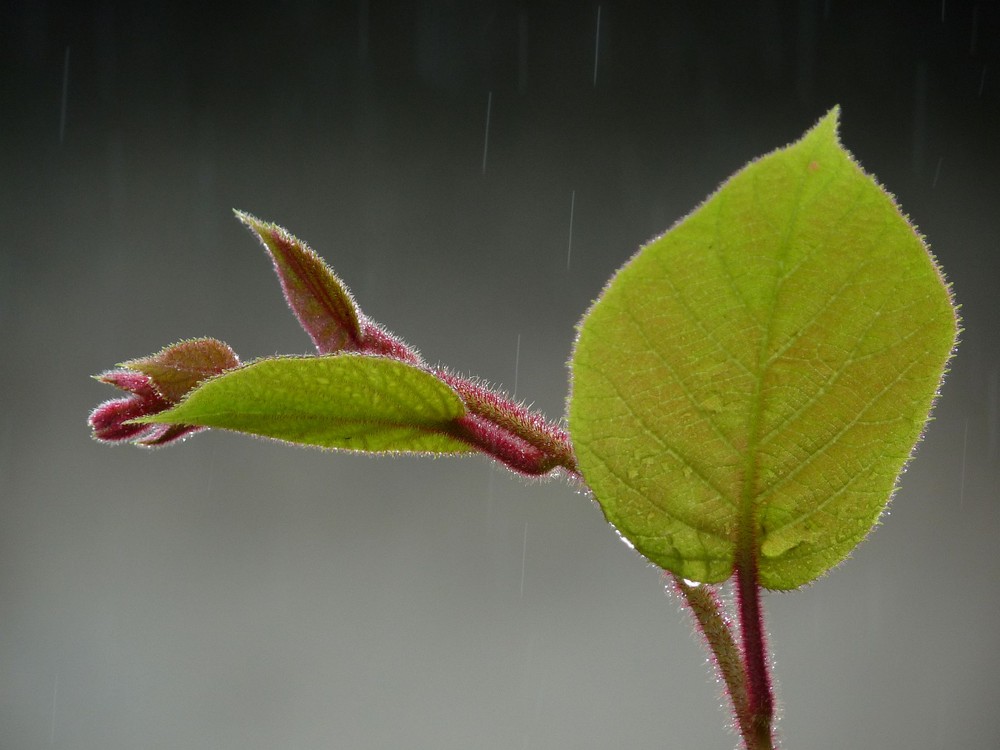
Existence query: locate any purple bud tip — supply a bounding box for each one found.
[89,375,170,444]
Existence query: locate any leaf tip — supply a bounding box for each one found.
[802,105,842,148]
[232,208,258,229]
[233,209,276,247]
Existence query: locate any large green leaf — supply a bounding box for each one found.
[140,354,474,454]
[569,108,957,589]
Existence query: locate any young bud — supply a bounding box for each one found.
[236,211,364,355]
[89,338,239,446]
[236,211,424,364]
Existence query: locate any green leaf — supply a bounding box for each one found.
[569,108,958,589]
[235,211,364,354]
[139,354,474,454]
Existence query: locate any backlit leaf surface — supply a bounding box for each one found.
[122,338,239,402]
[235,211,363,354]
[569,109,957,589]
[142,354,473,454]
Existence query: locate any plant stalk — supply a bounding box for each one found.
[672,577,753,741]
[735,554,776,750]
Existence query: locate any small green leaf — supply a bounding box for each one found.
[569,108,958,589]
[140,354,474,454]
[235,211,363,354]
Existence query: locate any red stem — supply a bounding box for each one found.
[436,370,579,478]
[353,321,578,477]
[735,553,776,749]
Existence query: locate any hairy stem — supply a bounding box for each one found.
[672,576,753,741]
[735,554,776,750]
[437,371,579,477]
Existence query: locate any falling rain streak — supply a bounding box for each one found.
[567,190,576,270]
[482,91,492,175]
[912,63,927,176]
[358,0,369,62]
[517,11,528,93]
[59,46,70,144]
[960,418,969,508]
[970,5,979,55]
[49,670,59,745]
[989,367,999,459]
[513,333,521,397]
[593,6,602,86]
[520,522,528,599]
[933,157,944,188]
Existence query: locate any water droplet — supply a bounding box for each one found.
[615,529,635,550]
[700,394,724,413]
[761,533,801,558]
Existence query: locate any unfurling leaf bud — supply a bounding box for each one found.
[89,338,239,446]
[122,338,241,402]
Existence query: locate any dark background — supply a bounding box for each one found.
[3,2,998,748]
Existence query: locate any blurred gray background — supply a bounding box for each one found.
[2,2,998,748]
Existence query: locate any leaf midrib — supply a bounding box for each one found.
[735,146,820,556]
